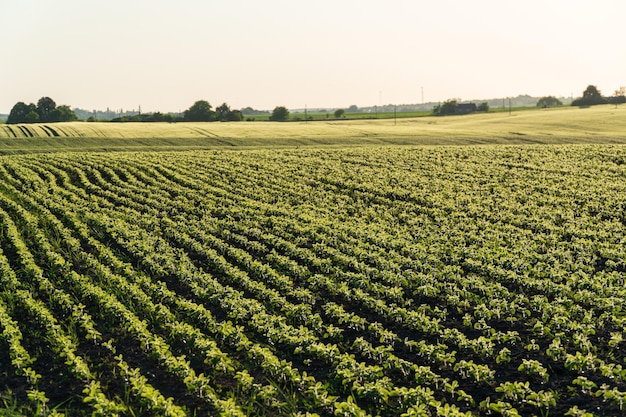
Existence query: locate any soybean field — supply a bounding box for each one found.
[1,145,626,416]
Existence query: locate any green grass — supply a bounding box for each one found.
[0,105,624,154]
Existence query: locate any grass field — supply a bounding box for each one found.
[0,105,625,153]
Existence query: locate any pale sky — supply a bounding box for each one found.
[1,0,625,113]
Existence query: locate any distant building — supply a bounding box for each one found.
[455,103,477,115]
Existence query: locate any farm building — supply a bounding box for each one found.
[455,103,477,114]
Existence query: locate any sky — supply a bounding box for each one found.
[1,0,625,114]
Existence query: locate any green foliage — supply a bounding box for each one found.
[334,109,345,118]
[537,96,563,108]
[24,111,40,123]
[215,103,243,122]
[433,99,478,115]
[0,145,626,415]
[36,96,56,121]
[7,98,77,124]
[572,85,608,106]
[7,102,36,124]
[184,99,214,121]
[609,95,626,105]
[180,101,242,123]
[609,87,626,105]
[433,99,457,115]
[111,112,181,123]
[49,105,78,122]
[270,106,290,121]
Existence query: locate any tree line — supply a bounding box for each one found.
[539,85,626,108]
[113,101,290,123]
[7,97,77,124]
[5,98,293,124]
[432,100,489,116]
[431,85,626,117]
[8,86,624,125]
[182,101,290,122]
[572,85,626,106]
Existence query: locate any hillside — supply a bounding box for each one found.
[0,105,624,154]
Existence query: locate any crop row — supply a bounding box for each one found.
[0,145,625,415]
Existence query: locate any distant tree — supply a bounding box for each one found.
[49,105,78,122]
[609,87,626,106]
[24,111,40,123]
[214,103,243,122]
[215,103,231,122]
[7,102,36,124]
[477,102,490,112]
[36,96,57,122]
[347,105,359,113]
[49,108,62,122]
[334,109,345,118]
[147,112,163,122]
[433,99,457,116]
[537,96,563,108]
[228,110,243,121]
[241,107,268,116]
[184,100,214,122]
[572,85,608,106]
[270,106,290,122]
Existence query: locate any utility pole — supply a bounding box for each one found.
[305,104,307,123]
[421,86,424,104]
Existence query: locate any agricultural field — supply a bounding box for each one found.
[0,106,626,154]
[1,145,626,416]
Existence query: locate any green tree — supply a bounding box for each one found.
[572,85,608,106]
[7,102,36,124]
[433,99,457,116]
[50,105,78,122]
[609,87,626,106]
[25,111,40,123]
[537,96,563,108]
[228,110,243,121]
[184,100,214,122]
[334,109,346,118]
[37,96,57,122]
[215,103,231,121]
[270,106,290,122]
[477,102,490,112]
[214,103,243,122]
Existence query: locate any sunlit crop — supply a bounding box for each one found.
[1,106,626,150]
[0,145,625,415]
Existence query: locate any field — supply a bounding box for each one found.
[1,143,626,416]
[0,106,626,153]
